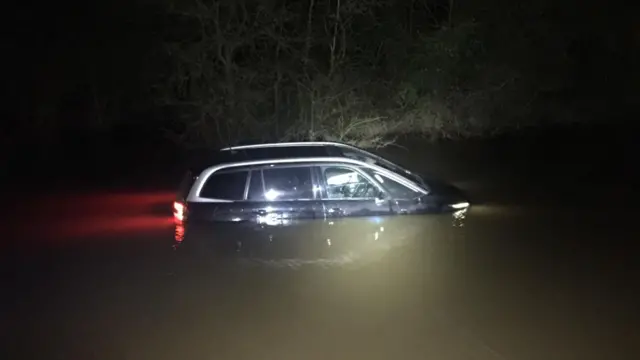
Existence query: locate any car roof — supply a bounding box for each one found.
[188,142,351,174]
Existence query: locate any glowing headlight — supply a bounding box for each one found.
[451,202,470,209]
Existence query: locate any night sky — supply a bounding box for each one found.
[3,0,638,187]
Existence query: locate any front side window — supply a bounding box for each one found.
[199,171,248,200]
[320,166,379,199]
[362,169,422,199]
[261,166,314,201]
[340,148,425,186]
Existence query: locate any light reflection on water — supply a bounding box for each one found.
[174,222,185,244]
[452,209,467,227]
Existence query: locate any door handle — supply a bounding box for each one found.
[253,209,268,216]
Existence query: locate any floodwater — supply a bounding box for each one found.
[2,137,639,360]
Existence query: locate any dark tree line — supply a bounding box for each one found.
[5,0,638,150]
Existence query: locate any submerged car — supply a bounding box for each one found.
[173,141,469,265]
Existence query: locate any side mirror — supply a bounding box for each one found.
[376,191,387,201]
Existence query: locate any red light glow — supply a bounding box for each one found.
[173,201,185,222]
[174,223,185,243]
[2,191,178,249]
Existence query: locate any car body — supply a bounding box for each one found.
[173,141,469,264]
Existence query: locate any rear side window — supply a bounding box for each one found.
[199,171,248,200]
[262,167,314,201]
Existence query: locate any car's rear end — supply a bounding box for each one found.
[172,152,230,224]
[173,170,196,224]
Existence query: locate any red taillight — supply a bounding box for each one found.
[173,201,185,222]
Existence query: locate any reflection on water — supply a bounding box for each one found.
[174,222,185,244]
[452,209,467,228]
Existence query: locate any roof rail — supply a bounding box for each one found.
[220,141,352,151]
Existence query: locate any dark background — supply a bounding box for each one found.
[4,0,638,181]
[2,2,640,359]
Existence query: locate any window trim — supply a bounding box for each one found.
[187,157,427,203]
[197,169,249,202]
[198,163,319,203]
[243,170,253,200]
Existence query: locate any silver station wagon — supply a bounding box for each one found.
[173,141,470,265]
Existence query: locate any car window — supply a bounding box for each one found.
[340,148,425,186]
[320,166,379,199]
[362,169,421,199]
[199,171,248,200]
[262,167,314,201]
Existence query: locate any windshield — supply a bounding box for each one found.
[338,148,426,186]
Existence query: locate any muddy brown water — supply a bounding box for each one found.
[2,134,639,360]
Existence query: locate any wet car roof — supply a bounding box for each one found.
[188,145,342,175]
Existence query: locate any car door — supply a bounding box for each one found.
[313,164,396,256]
[315,164,392,218]
[358,168,443,247]
[236,164,325,258]
[358,168,434,214]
